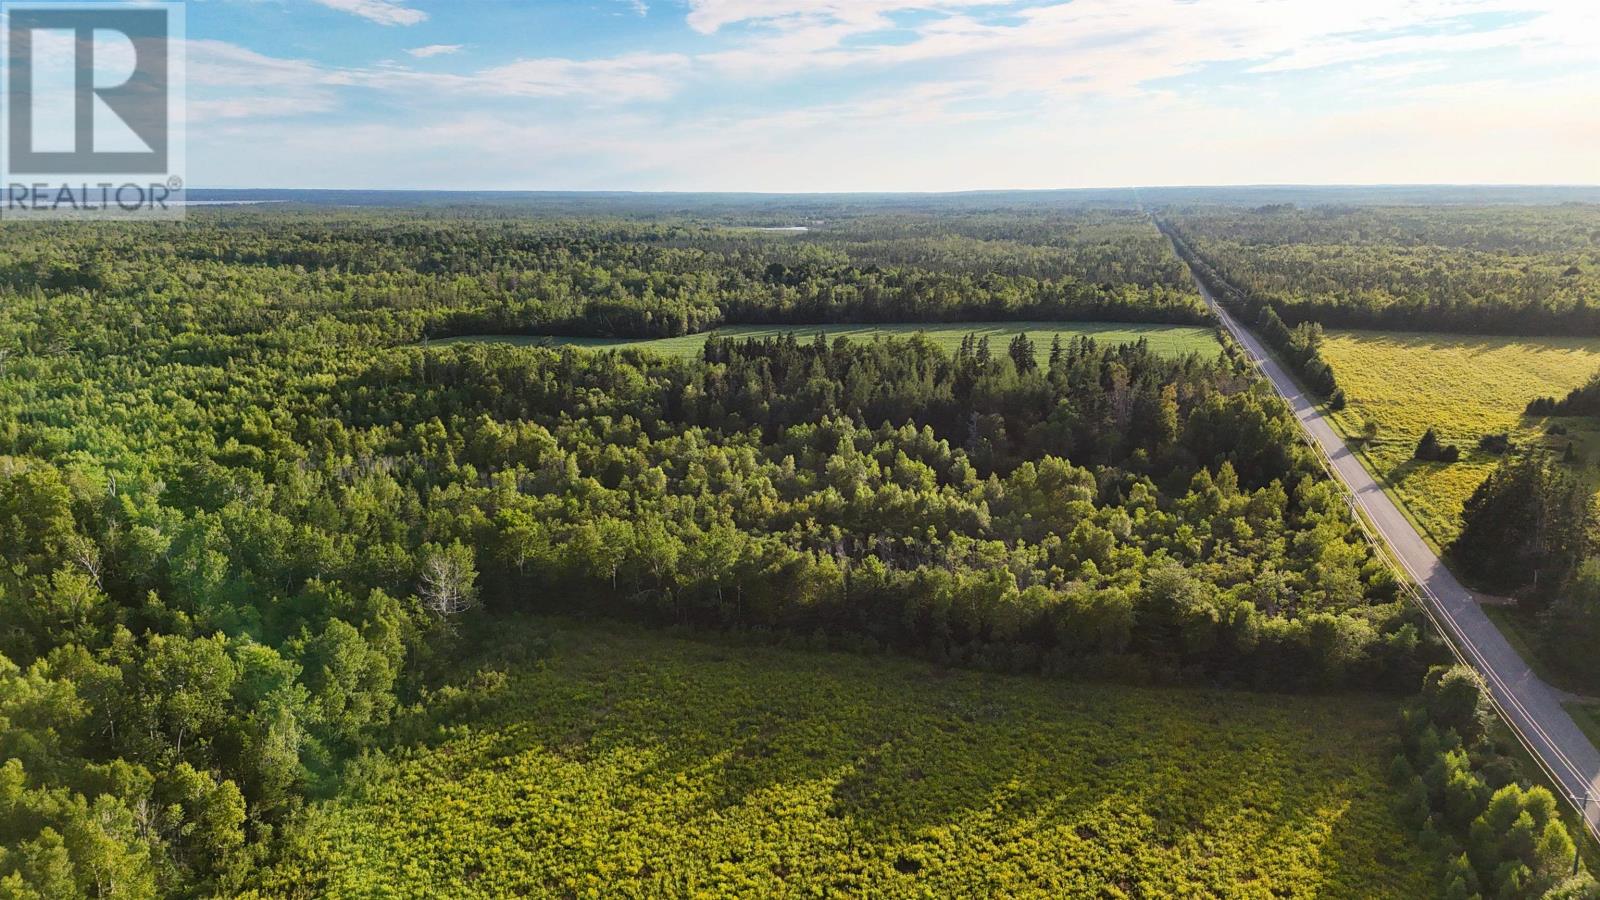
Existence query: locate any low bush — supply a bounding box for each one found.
[244,620,1437,897]
[1416,428,1463,463]
[1479,433,1514,454]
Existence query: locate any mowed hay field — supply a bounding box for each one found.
[247,620,1431,899]
[1321,329,1600,548]
[433,321,1221,361]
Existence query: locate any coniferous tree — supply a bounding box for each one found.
[1008,332,1037,373]
[1415,428,1442,461]
[1451,454,1592,593]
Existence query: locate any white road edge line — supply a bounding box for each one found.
[1159,220,1600,842]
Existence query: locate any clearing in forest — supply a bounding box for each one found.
[247,620,1430,898]
[1320,329,1600,549]
[430,321,1221,362]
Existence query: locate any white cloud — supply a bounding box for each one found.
[184,1,1600,188]
[471,53,691,100]
[190,68,1600,191]
[683,0,1011,35]
[202,2,1600,117]
[693,0,1600,94]
[186,39,692,111]
[407,44,462,58]
[187,39,339,121]
[310,0,427,27]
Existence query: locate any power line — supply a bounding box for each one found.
[1167,222,1600,842]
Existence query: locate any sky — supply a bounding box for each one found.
[175,0,1600,191]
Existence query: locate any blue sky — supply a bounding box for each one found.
[181,0,1600,190]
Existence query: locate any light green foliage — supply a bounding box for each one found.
[153,763,247,888]
[0,203,1573,893]
[1397,666,1594,899]
[249,621,1433,899]
[125,633,238,764]
[0,759,158,899]
[1422,665,1492,746]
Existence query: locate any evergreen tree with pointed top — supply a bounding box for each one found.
[1414,427,1458,462]
[1008,332,1037,373]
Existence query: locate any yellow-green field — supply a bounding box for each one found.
[247,619,1430,898]
[432,321,1222,362]
[1321,329,1600,549]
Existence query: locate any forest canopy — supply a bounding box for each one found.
[2,203,1583,897]
[1167,206,1600,335]
[0,207,1207,352]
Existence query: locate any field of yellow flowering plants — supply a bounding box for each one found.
[1320,329,1600,548]
[248,620,1431,898]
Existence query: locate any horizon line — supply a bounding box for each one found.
[183,183,1600,196]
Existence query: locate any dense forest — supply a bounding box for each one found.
[1161,220,1344,405]
[0,326,1437,893]
[0,208,1206,349]
[1168,204,1600,694]
[1167,206,1600,335]
[0,206,1592,896]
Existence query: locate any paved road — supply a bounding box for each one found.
[1168,230,1600,838]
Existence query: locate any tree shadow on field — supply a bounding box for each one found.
[1351,329,1576,357]
[1268,739,1435,896]
[377,620,1421,893]
[814,696,1169,844]
[1383,457,1430,491]
[809,688,1417,894]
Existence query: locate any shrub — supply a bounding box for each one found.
[1478,433,1513,454]
[1415,428,1462,463]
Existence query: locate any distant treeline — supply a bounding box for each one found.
[0,208,1209,349]
[1165,205,1600,336]
[1160,221,1344,407]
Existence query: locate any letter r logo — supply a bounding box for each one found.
[6,5,169,174]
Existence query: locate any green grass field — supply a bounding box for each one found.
[1320,329,1600,549]
[1564,701,1600,751]
[431,321,1222,362]
[248,620,1430,898]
